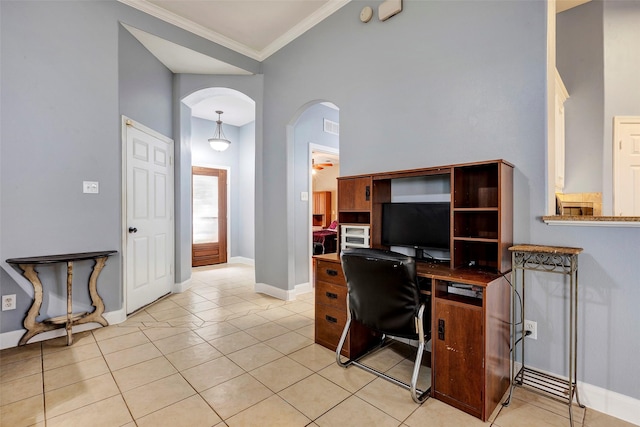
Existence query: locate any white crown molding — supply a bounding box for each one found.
[118,0,351,62]
[118,0,261,60]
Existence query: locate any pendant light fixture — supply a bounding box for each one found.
[208,110,231,152]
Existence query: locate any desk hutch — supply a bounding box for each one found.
[314,159,513,421]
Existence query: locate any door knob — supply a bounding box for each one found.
[128,227,138,233]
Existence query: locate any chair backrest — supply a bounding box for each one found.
[340,248,422,339]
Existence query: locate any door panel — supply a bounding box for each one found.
[126,123,174,313]
[433,298,483,415]
[614,118,640,216]
[192,167,227,266]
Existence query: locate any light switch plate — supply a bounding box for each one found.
[301,192,309,201]
[83,181,99,194]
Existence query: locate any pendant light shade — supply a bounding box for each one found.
[208,110,231,152]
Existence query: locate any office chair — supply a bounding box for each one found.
[336,248,431,403]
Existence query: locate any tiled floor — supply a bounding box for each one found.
[0,263,636,427]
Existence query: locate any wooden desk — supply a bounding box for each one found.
[6,250,116,346]
[314,254,510,421]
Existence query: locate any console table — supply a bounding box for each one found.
[6,250,116,346]
[505,244,584,426]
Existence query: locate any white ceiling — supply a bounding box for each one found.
[122,24,253,75]
[556,0,591,14]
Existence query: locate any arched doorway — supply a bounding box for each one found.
[182,88,256,268]
[286,101,340,294]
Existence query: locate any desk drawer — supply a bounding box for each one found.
[316,260,346,285]
[315,304,347,353]
[315,280,347,309]
[315,304,380,358]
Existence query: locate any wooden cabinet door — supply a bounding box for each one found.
[433,298,484,417]
[313,192,325,215]
[338,177,371,211]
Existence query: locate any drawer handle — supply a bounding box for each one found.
[326,269,338,276]
[325,315,338,324]
[325,292,338,299]
[438,318,445,341]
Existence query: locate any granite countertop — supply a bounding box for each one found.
[542,215,640,227]
[509,244,583,255]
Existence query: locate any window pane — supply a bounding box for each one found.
[193,175,218,244]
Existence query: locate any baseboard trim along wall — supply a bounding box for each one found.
[254,281,312,301]
[172,277,192,293]
[510,362,640,425]
[228,256,255,265]
[0,307,127,350]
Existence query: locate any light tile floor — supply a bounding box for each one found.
[0,263,636,427]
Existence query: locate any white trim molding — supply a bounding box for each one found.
[172,278,192,294]
[254,282,313,302]
[228,257,255,266]
[580,381,640,425]
[0,308,127,350]
[510,362,640,425]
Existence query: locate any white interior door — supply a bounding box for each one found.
[124,119,174,314]
[614,117,640,216]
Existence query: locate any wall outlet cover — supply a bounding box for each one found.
[2,294,16,311]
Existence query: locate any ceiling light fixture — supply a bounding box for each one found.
[208,110,231,152]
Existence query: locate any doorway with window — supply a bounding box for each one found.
[192,166,227,266]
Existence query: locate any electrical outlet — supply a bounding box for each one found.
[83,181,99,194]
[524,319,537,340]
[2,294,16,311]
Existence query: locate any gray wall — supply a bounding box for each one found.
[557,0,640,213]
[237,122,256,260]
[120,26,173,137]
[293,103,339,286]
[0,1,258,331]
[0,1,141,330]
[262,0,640,399]
[556,1,604,194]
[602,0,640,212]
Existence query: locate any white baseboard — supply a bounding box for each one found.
[254,281,312,301]
[172,278,192,293]
[512,362,640,425]
[294,281,313,296]
[0,307,127,350]
[228,256,255,266]
[579,381,640,425]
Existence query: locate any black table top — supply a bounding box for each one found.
[6,250,117,265]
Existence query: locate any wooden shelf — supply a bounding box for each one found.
[338,160,512,272]
[454,237,499,243]
[454,207,499,212]
[44,312,89,325]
